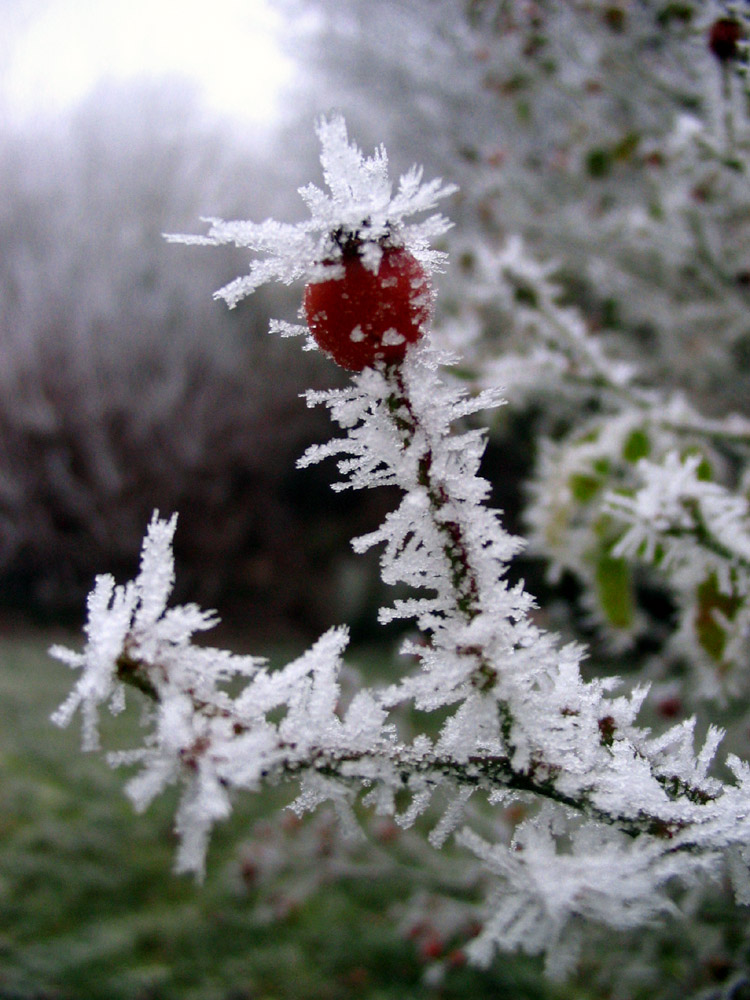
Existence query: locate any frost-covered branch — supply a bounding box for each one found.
[51,115,750,977]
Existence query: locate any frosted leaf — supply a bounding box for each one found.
[607,452,750,588]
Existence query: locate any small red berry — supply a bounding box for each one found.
[446,948,467,968]
[709,18,742,63]
[304,245,431,371]
[656,695,682,719]
[418,934,444,961]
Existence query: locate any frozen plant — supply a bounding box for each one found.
[52,117,750,978]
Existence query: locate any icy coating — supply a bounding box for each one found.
[165,115,456,310]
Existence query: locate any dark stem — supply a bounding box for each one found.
[115,642,717,844]
[386,365,481,621]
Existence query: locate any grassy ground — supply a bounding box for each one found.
[3,629,749,1000]
[0,629,567,1000]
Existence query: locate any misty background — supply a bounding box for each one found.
[1,0,740,642]
[0,0,389,639]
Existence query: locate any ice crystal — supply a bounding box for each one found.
[166,115,457,308]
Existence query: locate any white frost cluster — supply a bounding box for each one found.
[485,226,750,696]
[608,452,750,571]
[166,115,456,308]
[524,388,750,696]
[52,349,750,971]
[51,512,371,878]
[436,235,638,408]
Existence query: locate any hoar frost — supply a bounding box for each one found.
[52,116,750,976]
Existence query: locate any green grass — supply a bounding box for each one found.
[0,630,563,1000]
[4,630,748,1000]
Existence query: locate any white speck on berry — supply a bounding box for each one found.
[381,329,405,346]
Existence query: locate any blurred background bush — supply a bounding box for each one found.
[0,55,384,636]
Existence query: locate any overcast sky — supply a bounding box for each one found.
[1,0,293,128]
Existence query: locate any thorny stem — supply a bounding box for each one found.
[375,361,720,836]
[113,645,716,843]
[116,647,160,701]
[285,744,708,842]
[384,363,501,694]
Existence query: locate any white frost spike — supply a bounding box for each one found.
[50,574,136,750]
[269,319,308,339]
[459,818,680,978]
[396,782,433,829]
[278,627,349,747]
[429,786,475,848]
[173,765,232,880]
[133,511,178,632]
[341,690,389,751]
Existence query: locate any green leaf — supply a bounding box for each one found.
[694,575,741,664]
[570,474,602,504]
[595,554,634,630]
[586,149,612,179]
[622,429,650,463]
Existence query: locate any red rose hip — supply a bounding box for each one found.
[709,18,742,62]
[304,246,431,371]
